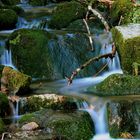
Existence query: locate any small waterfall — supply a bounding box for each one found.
[9,100,20,123]
[20,0,29,4]
[78,100,109,138]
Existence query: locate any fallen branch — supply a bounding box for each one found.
[88,5,110,32]
[83,19,94,51]
[66,43,116,85]
[1,132,11,140]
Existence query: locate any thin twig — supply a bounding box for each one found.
[83,19,94,51]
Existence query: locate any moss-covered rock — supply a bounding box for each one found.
[1,66,31,95]
[107,100,140,138]
[88,74,140,96]
[29,0,48,6]
[110,0,140,25]
[19,109,94,140]
[8,29,54,79]
[8,28,106,79]
[1,0,20,5]
[0,117,5,133]
[48,1,86,29]
[0,9,18,30]
[20,94,77,114]
[112,24,140,74]
[0,93,9,117]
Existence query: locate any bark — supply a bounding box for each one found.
[66,43,116,85]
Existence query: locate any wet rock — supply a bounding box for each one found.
[112,24,140,74]
[21,122,39,131]
[88,74,140,96]
[0,9,18,30]
[48,1,86,29]
[8,29,105,79]
[20,94,78,113]
[107,100,140,138]
[1,66,31,95]
[19,109,94,140]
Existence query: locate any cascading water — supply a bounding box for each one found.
[0,40,16,69]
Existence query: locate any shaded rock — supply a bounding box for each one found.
[107,100,140,138]
[1,66,31,95]
[29,0,48,6]
[0,9,18,30]
[8,28,107,79]
[21,122,39,131]
[48,1,86,29]
[112,24,140,74]
[88,74,140,96]
[19,109,94,140]
[0,117,5,133]
[0,93,9,117]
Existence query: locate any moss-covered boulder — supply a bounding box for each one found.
[110,0,140,25]
[8,29,53,79]
[19,109,94,140]
[107,100,140,138]
[29,0,48,6]
[0,9,18,30]
[1,0,20,5]
[88,74,140,96]
[112,24,140,74]
[20,94,78,114]
[8,28,106,79]
[0,93,9,117]
[0,117,5,133]
[1,66,31,95]
[48,1,86,29]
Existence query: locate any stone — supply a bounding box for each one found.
[112,24,140,74]
[1,66,31,95]
[21,122,39,131]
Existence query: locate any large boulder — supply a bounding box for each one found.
[88,74,140,96]
[19,109,94,140]
[1,66,31,95]
[112,24,140,74]
[48,1,86,29]
[0,9,18,30]
[8,29,107,79]
[107,100,140,138]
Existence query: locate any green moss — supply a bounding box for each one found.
[0,93,9,117]
[2,66,31,95]
[112,27,140,74]
[1,0,20,5]
[90,74,140,96]
[8,29,53,79]
[0,9,18,30]
[0,118,5,133]
[48,1,86,29]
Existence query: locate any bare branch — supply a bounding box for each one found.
[88,5,110,32]
[66,43,116,85]
[83,19,94,51]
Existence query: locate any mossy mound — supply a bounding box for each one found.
[2,66,31,95]
[29,0,48,6]
[1,0,20,5]
[0,9,18,30]
[0,117,5,133]
[0,5,24,15]
[8,29,53,79]
[111,24,140,74]
[89,74,140,96]
[48,1,86,29]
[19,109,94,140]
[0,93,9,117]
[107,100,140,138]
